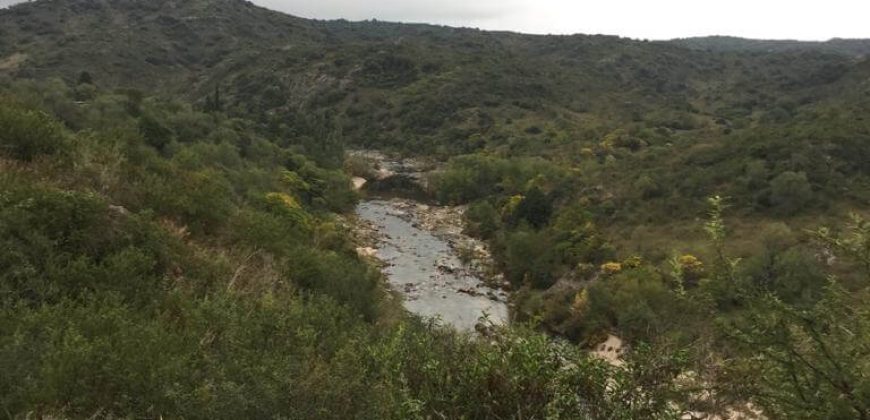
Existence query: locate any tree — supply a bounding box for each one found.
[77,71,93,86]
[204,85,223,113]
[465,200,500,239]
[724,284,869,419]
[503,229,557,288]
[512,186,553,229]
[714,212,870,419]
[139,114,173,151]
[770,171,812,215]
[0,103,65,161]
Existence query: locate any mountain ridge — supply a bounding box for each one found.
[672,35,870,57]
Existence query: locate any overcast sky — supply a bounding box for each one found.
[2,0,868,40]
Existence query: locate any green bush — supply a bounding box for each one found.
[286,248,382,321]
[770,171,813,215]
[0,102,66,160]
[0,178,174,305]
[501,229,559,288]
[465,200,501,239]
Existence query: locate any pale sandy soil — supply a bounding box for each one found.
[591,334,625,366]
[0,53,26,71]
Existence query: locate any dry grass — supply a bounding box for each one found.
[0,52,27,71]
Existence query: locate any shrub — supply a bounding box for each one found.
[502,229,558,288]
[0,178,174,305]
[285,248,382,321]
[0,102,65,160]
[770,171,812,215]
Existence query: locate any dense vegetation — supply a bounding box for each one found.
[0,0,868,418]
[0,78,734,419]
[673,36,870,57]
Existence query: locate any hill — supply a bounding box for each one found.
[672,35,870,57]
[0,1,868,418]
[3,0,869,295]
[3,0,868,217]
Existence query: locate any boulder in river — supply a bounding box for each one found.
[438,264,458,274]
[356,247,378,258]
[458,288,482,297]
[352,177,368,191]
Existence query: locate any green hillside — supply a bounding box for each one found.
[672,35,870,57]
[0,0,868,418]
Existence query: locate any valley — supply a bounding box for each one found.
[0,0,867,418]
[350,151,508,331]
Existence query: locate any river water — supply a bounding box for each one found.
[357,199,509,331]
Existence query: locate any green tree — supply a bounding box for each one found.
[511,186,553,229]
[770,171,812,215]
[0,103,65,161]
[724,283,869,419]
[77,71,93,86]
[709,208,870,419]
[465,200,501,239]
[503,229,557,288]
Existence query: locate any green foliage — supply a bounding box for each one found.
[0,101,66,160]
[286,248,382,322]
[550,206,615,266]
[0,83,703,419]
[582,267,690,342]
[363,323,691,420]
[434,155,568,205]
[770,171,813,215]
[0,178,175,306]
[723,283,869,419]
[814,213,870,273]
[464,200,500,239]
[502,228,559,288]
[697,198,870,420]
[1,2,870,416]
[509,186,553,229]
[139,113,173,151]
[740,246,827,305]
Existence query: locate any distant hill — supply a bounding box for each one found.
[0,1,862,133]
[671,35,870,57]
[1,0,868,225]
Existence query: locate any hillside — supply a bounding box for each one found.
[3,0,868,221]
[672,35,870,57]
[0,0,869,418]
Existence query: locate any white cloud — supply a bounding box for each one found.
[255,0,523,21]
[255,0,870,40]
[2,0,868,40]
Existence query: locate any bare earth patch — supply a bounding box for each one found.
[0,53,27,71]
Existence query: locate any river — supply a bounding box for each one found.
[352,152,509,331]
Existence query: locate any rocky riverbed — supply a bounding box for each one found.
[348,150,509,330]
[356,198,509,331]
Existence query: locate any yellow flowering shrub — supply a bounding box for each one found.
[623,256,643,269]
[572,289,590,313]
[281,170,312,194]
[678,254,703,273]
[266,192,301,210]
[501,194,525,217]
[265,192,311,230]
[600,262,623,275]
